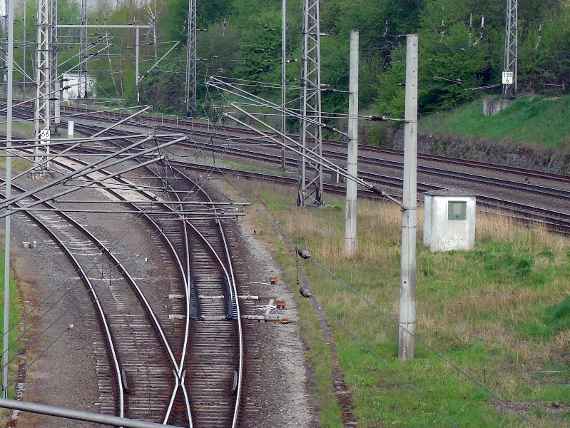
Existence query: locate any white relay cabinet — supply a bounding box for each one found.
[423,190,476,252]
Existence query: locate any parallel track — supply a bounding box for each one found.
[6,105,570,235]
[61,120,570,235]
[0,178,177,422]
[60,105,570,184]
[38,137,244,427]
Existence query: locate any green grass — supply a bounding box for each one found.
[420,95,570,149]
[0,120,34,139]
[239,182,570,427]
[0,249,21,400]
[0,120,37,172]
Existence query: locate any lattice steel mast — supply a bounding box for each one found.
[51,0,60,129]
[79,0,88,98]
[298,0,324,207]
[185,0,197,115]
[34,0,52,169]
[503,0,518,97]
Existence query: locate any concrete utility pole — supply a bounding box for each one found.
[281,0,287,170]
[23,0,27,93]
[399,34,418,361]
[344,30,359,257]
[502,0,518,97]
[135,26,140,103]
[185,0,197,115]
[34,0,52,171]
[298,0,324,207]
[79,0,87,98]
[2,0,14,399]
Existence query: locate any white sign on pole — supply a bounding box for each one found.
[40,127,51,168]
[40,128,50,144]
[502,71,514,85]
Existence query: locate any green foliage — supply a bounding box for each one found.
[236,8,281,82]
[15,0,570,117]
[545,296,570,334]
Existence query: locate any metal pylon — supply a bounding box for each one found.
[79,0,88,98]
[503,0,518,98]
[298,0,323,207]
[50,0,60,130]
[34,0,51,171]
[185,0,197,115]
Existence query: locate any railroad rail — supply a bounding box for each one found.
[4,105,570,235]
[60,104,570,184]
[0,178,177,422]
[36,133,244,427]
[68,120,570,235]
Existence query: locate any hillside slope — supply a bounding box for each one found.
[420,96,570,150]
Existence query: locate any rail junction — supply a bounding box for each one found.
[0,1,568,425]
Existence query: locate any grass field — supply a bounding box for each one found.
[420,95,570,149]
[0,120,35,172]
[236,181,570,427]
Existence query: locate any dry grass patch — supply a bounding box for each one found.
[235,180,569,427]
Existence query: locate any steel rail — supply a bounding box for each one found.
[58,120,570,236]
[82,129,243,426]
[172,166,244,428]
[67,148,243,426]
[27,151,194,426]
[0,181,126,418]
[59,103,570,184]
[59,120,570,234]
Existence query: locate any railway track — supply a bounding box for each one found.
[60,105,570,184]
[15,111,566,236]
[32,136,244,427]
[5,106,570,235]
[152,164,243,428]
[0,177,177,423]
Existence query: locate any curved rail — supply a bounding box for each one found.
[32,153,194,426]
[0,180,125,418]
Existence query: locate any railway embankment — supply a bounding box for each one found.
[390,131,570,177]
[397,96,570,176]
[228,180,570,427]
